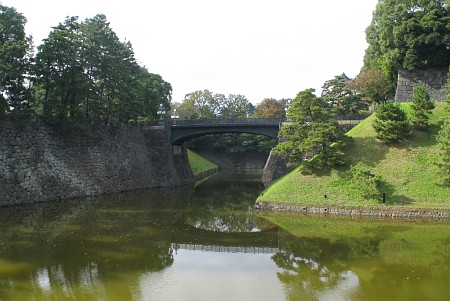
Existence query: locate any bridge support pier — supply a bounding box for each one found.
[173,145,183,156]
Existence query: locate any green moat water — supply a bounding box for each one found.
[1,173,449,300]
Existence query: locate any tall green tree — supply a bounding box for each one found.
[179,90,214,119]
[364,0,450,84]
[275,89,347,170]
[0,4,33,119]
[373,103,412,143]
[80,14,141,125]
[411,82,435,130]
[221,94,249,118]
[436,120,450,185]
[33,16,85,125]
[133,67,172,122]
[33,14,160,126]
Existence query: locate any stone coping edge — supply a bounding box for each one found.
[255,202,450,219]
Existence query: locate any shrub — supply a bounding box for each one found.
[411,83,434,130]
[372,103,411,144]
[349,162,382,199]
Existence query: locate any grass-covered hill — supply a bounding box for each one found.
[258,102,450,210]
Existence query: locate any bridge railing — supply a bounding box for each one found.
[145,114,368,128]
[169,118,284,127]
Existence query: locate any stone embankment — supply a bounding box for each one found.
[255,202,450,219]
[395,67,448,102]
[0,120,194,206]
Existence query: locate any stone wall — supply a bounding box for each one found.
[255,202,450,218]
[261,149,295,184]
[395,67,448,102]
[0,121,194,206]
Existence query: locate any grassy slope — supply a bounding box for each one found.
[258,102,450,210]
[187,149,219,176]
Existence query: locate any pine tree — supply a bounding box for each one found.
[274,89,347,170]
[373,103,411,144]
[411,83,435,130]
[436,120,450,185]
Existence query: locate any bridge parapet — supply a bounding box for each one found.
[170,118,283,127]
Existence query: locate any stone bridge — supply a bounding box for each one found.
[169,118,283,145]
[165,116,364,145]
[142,116,365,157]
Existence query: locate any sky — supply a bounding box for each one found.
[3,0,379,104]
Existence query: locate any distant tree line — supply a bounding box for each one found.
[0,5,171,129]
[176,90,290,153]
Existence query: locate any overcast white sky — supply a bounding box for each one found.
[3,0,379,104]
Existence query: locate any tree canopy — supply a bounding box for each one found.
[254,98,286,118]
[1,5,171,128]
[0,5,33,119]
[363,0,450,80]
[321,73,368,114]
[372,103,412,143]
[274,89,347,170]
[411,82,435,129]
[175,89,255,119]
[347,69,396,104]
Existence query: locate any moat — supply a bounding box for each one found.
[1,172,449,301]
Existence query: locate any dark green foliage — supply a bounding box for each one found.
[321,74,368,115]
[302,147,346,174]
[436,120,450,185]
[411,83,435,130]
[349,162,383,200]
[373,103,412,143]
[274,89,348,170]
[1,4,171,128]
[0,5,33,119]
[363,0,450,86]
[188,133,277,154]
[33,14,171,127]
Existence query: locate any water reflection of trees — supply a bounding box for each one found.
[185,173,266,233]
[0,186,191,300]
[273,230,381,301]
[186,212,259,232]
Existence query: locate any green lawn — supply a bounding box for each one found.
[187,150,219,176]
[258,102,450,210]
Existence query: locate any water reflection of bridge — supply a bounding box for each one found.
[171,220,280,253]
[173,243,279,254]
